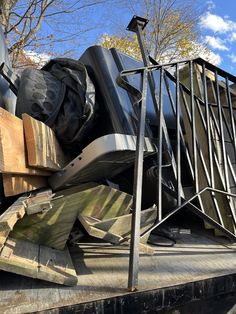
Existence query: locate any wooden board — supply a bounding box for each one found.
[0,237,77,286]
[0,196,26,249]
[2,174,48,196]
[79,207,156,244]
[0,108,50,176]
[23,114,68,171]
[10,184,133,250]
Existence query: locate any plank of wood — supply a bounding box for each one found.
[79,207,157,255]
[23,113,68,171]
[0,108,50,176]
[0,237,77,286]
[2,174,48,196]
[24,189,53,215]
[10,184,133,250]
[0,196,26,249]
[38,244,78,286]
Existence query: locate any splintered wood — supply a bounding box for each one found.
[0,238,77,286]
[0,197,26,249]
[0,108,50,176]
[23,114,68,171]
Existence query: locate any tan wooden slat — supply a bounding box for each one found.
[2,174,48,196]
[23,113,68,171]
[0,108,50,176]
[0,237,77,286]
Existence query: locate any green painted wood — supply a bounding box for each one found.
[10,184,133,250]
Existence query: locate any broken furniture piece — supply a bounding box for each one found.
[49,133,155,190]
[0,237,77,286]
[79,206,157,254]
[10,184,133,250]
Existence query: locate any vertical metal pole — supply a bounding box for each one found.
[189,61,198,192]
[157,67,163,220]
[135,21,163,220]
[202,63,214,188]
[215,70,230,191]
[176,63,181,206]
[225,77,236,161]
[128,69,148,291]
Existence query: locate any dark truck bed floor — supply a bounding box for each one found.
[0,229,235,314]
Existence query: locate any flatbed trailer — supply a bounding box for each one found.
[0,228,235,314]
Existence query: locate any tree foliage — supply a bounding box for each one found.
[100,0,209,63]
[100,34,141,60]
[0,0,105,67]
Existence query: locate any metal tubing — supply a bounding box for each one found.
[140,185,236,241]
[189,61,198,191]
[214,70,229,190]
[181,92,224,225]
[202,63,214,188]
[164,73,194,179]
[128,70,148,291]
[225,77,236,162]
[176,63,181,206]
[157,68,163,221]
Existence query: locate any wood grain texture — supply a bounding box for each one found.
[79,207,156,244]
[11,184,133,250]
[0,108,50,176]
[2,174,48,196]
[0,196,26,249]
[0,237,77,286]
[23,113,68,171]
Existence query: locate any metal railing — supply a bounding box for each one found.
[120,16,236,291]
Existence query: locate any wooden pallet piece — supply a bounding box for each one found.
[23,114,68,171]
[2,174,48,196]
[0,108,50,176]
[79,207,156,242]
[10,184,133,250]
[0,237,77,286]
[79,207,157,254]
[0,196,26,249]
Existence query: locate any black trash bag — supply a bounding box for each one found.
[16,58,96,156]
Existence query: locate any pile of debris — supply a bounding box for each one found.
[1,16,236,288]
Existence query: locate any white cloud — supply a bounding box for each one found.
[205,35,229,51]
[228,54,236,63]
[205,35,229,50]
[24,50,50,67]
[229,32,236,42]
[199,13,236,33]
[200,50,222,66]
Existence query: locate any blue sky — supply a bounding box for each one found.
[197,0,236,74]
[32,0,236,75]
[78,0,236,75]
